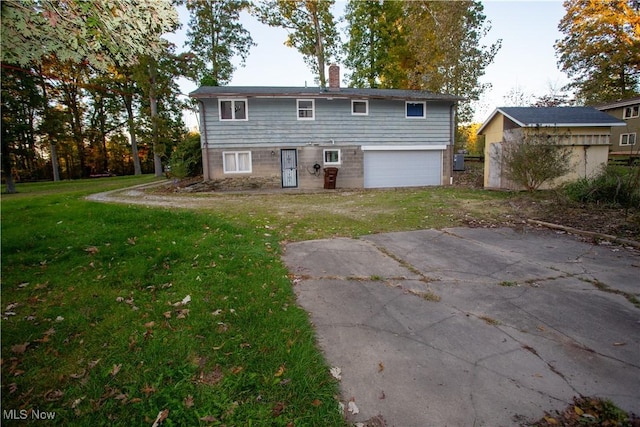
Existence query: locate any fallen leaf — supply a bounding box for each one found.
[11,342,29,354]
[71,396,85,408]
[184,395,194,408]
[274,365,286,377]
[127,237,137,245]
[55,316,64,322]
[70,369,86,379]
[163,311,172,319]
[144,321,155,328]
[613,342,626,346]
[199,415,218,422]
[176,309,189,319]
[141,384,155,396]
[88,359,101,369]
[544,415,558,425]
[378,362,384,372]
[211,309,223,316]
[6,303,19,311]
[574,405,584,415]
[272,401,285,417]
[110,364,122,377]
[44,389,64,401]
[311,399,322,407]
[240,342,251,348]
[348,400,359,414]
[8,383,18,394]
[330,367,342,380]
[152,409,169,427]
[231,366,243,374]
[85,246,99,255]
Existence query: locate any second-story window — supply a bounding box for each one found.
[406,101,426,118]
[352,100,368,115]
[219,99,248,121]
[297,99,315,120]
[623,105,639,119]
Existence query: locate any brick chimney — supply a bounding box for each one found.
[328,64,340,91]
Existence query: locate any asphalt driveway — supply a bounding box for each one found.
[283,227,640,426]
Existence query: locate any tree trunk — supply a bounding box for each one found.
[123,95,142,175]
[50,142,60,181]
[4,170,16,194]
[148,60,163,177]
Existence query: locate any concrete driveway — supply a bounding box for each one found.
[283,227,640,426]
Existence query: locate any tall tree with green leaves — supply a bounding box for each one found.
[402,1,501,123]
[255,0,340,87]
[343,0,406,88]
[184,0,254,86]
[1,0,178,72]
[555,0,640,104]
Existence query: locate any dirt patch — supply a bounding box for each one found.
[133,168,640,243]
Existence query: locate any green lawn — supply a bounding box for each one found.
[1,177,345,426]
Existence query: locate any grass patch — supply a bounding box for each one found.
[1,177,344,426]
[499,281,518,287]
[151,186,516,241]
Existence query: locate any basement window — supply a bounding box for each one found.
[323,149,341,165]
[223,151,252,173]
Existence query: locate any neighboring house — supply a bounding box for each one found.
[595,96,640,156]
[478,107,626,190]
[189,65,460,190]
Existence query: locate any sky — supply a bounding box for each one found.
[167,1,570,127]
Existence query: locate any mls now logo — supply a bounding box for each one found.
[3,408,56,421]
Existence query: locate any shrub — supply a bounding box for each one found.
[563,165,640,209]
[497,128,573,191]
[168,132,202,178]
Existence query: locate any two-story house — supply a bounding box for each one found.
[595,96,640,157]
[189,65,460,190]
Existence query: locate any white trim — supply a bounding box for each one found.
[297,99,315,120]
[218,98,248,121]
[323,148,341,165]
[623,105,639,119]
[351,99,369,116]
[361,145,447,151]
[222,151,252,173]
[620,133,637,146]
[405,101,426,118]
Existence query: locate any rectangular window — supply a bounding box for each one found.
[297,99,315,120]
[623,105,639,119]
[223,151,252,173]
[620,133,637,146]
[351,100,369,115]
[323,149,341,165]
[406,101,426,118]
[219,99,248,121]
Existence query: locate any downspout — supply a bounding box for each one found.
[199,100,210,181]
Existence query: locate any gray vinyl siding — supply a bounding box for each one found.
[201,97,451,147]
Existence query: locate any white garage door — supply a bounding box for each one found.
[364,148,442,188]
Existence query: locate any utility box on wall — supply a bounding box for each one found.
[453,154,465,171]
